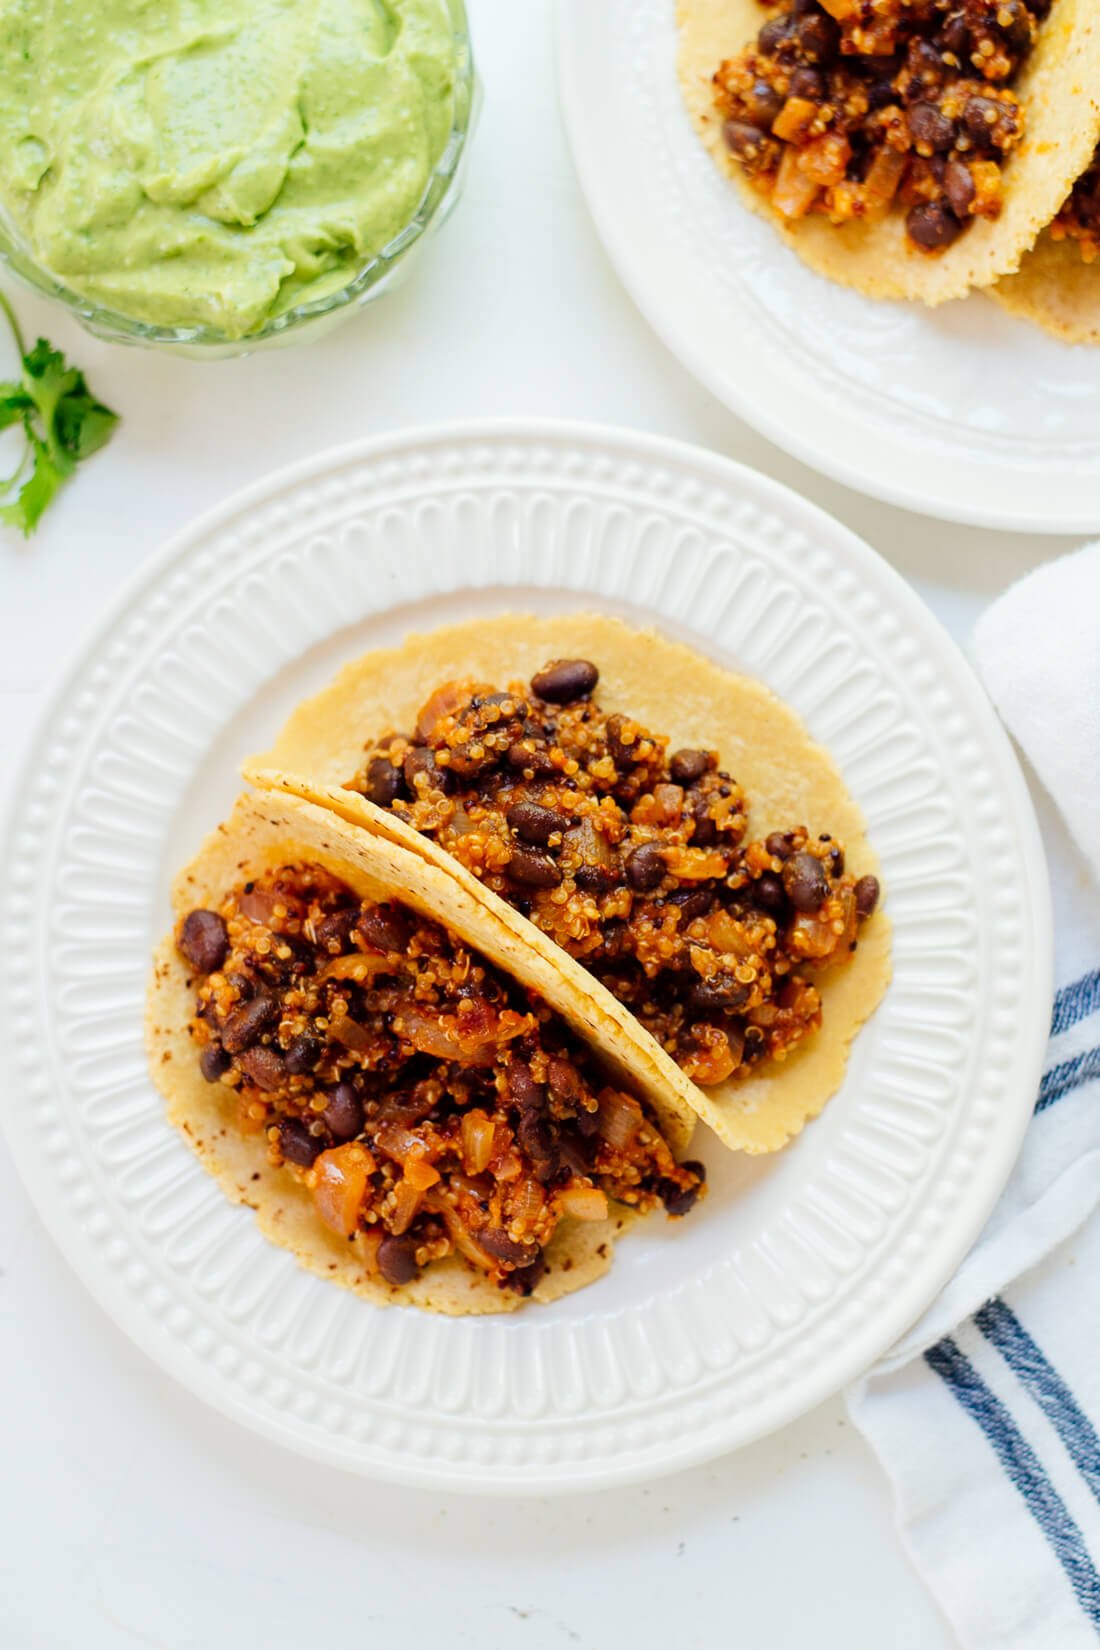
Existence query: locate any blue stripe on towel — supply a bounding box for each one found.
[976,1300,1100,1512]
[1037,1047,1100,1114]
[1052,970,1100,1038]
[925,1336,1100,1627]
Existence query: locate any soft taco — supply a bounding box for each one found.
[245,614,892,1155]
[676,0,1100,303]
[146,789,703,1316]
[993,144,1100,339]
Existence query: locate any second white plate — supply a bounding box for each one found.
[557,0,1100,532]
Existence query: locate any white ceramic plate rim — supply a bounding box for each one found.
[2,418,1052,1491]
[555,1,1100,534]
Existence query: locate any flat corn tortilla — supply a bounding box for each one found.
[146,789,649,1317]
[993,230,1100,341]
[677,0,1100,304]
[246,614,892,1154]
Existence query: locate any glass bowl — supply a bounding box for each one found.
[0,1,477,360]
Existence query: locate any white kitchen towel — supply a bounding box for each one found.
[847,544,1100,1650]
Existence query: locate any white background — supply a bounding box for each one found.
[0,4,1072,1646]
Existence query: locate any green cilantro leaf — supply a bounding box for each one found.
[0,289,119,536]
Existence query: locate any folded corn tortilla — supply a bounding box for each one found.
[677,0,1100,304]
[146,789,658,1316]
[993,229,1100,341]
[246,613,892,1154]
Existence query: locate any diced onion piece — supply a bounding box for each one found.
[663,847,730,881]
[862,146,907,212]
[238,888,287,926]
[510,1176,545,1227]
[416,679,488,740]
[705,909,745,954]
[597,1088,644,1151]
[819,0,857,18]
[328,1015,373,1052]
[773,146,820,219]
[312,1143,375,1238]
[375,1121,421,1164]
[558,1185,609,1223]
[461,1109,496,1175]
[426,1193,495,1272]
[772,97,818,144]
[800,132,851,188]
[404,1153,441,1192]
[390,1176,424,1236]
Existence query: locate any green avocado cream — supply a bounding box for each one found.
[0,0,459,338]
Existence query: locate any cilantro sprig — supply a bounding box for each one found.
[0,289,119,535]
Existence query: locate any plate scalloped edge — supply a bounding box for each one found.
[1,419,1052,1491]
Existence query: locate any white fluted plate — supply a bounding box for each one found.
[2,421,1050,1491]
[557,0,1100,531]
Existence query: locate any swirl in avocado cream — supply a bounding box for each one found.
[0,0,458,338]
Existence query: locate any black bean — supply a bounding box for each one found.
[626,842,665,892]
[323,1082,365,1142]
[723,118,770,162]
[758,13,796,52]
[783,851,830,913]
[855,875,881,919]
[961,95,1003,148]
[283,1034,322,1076]
[378,1233,419,1286]
[574,863,617,894]
[517,1108,556,1164]
[238,1045,286,1091]
[506,800,561,845]
[363,755,406,807]
[669,748,709,785]
[796,10,838,61]
[690,796,717,846]
[941,13,970,56]
[660,1162,705,1218]
[356,903,410,953]
[547,1058,581,1104]
[199,1044,230,1083]
[179,909,229,974]
[789,65,825,100]
[909,101,955,152]
[221,991,278,1054]
[506,1255,547,1296]
[508,847,563,888]
[906,201,963,250]
[530,659,599,704]
[765,831,795,860]
[829,846,845,877]
[508,1059,545,1111]
[745,79,783,127]
[754,871,788,915]
[403,746,452,795]
[687,979,750,1013]
[278,1118,324,1167]
[667,886,715,924]
[943,158,976,217]
[507,740,558,775]
[478,1228,539,1267]
[314,906,357,953]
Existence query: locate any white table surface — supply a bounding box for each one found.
[0,5,1074,1646]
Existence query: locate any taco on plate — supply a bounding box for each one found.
[676,0,1100,303]
[245,615,892,1155]
[994,143,1100,339]
[146,790,703,1315]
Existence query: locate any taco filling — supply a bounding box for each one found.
[176,862,703,1296]
[346,659,881,1091]
[1048,145,1100,261]
[710,0,1049,253]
